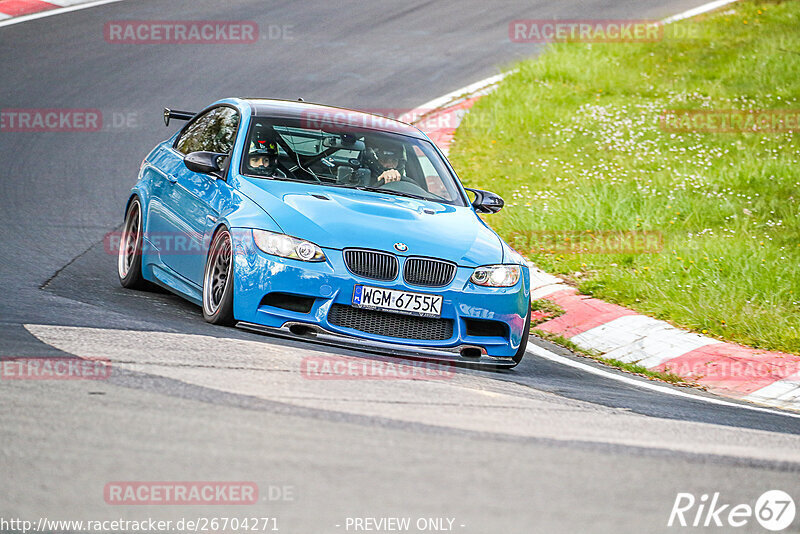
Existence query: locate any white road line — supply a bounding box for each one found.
[5,0,764,423]
[415,0,768,413]
[0,0,740,33]
[527,344,800,418]
[48,0,104,6]
[25,324,800,461]
[411,72,509,118]
[662,0,741,24]
[0,0,124,29]
[411,0,742,120]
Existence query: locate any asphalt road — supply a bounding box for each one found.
[2,1,799,533]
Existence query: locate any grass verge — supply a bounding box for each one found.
[529,298,565,325]
[451,0,800,354]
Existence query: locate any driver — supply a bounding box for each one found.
[364,138,405,185]
[247,141,285,177]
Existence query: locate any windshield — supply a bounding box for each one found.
[239,117,466,206]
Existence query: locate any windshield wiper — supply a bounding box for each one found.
[246,174,292,181]
[354,186,428,201]
[245,173,307,183]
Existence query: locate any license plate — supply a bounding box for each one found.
[352,285,443,318]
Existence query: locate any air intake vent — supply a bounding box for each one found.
[343,249,398,281]
[403,257,457,287]
[464,318,508,338]
[260,292,315,313]
[328,304,453,341]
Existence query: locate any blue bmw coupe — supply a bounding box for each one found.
[118,98,531,366]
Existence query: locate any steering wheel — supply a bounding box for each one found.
[375,175,420,188]
[250,161,294,179]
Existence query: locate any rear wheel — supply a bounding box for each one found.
[117,197,148,290]
[511,305,532,366]
[202,228,235,325]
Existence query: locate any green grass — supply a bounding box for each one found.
[532,330,695,386]
[530,298,565,317]
[451,0,800,355]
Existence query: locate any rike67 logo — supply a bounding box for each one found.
[668,490,796,531]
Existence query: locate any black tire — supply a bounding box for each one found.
[511,304,532,366]
[117,197,149,290]
[202,228,235,326]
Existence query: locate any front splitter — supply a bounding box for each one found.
[235,320,517,369]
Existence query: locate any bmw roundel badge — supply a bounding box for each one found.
[394,242,408,252]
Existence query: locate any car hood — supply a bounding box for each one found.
[236,178,504,266]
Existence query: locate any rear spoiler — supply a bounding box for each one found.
[163,108,195,127]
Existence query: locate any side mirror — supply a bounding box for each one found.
[465,188,504,214]
[184,151,227,177]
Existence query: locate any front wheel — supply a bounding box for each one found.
[202,228,235,325]
[511,305,532,366]
[118,197,148,290]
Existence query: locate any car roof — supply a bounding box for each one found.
[242,98,427,139]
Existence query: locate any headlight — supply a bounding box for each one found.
[252,229,325,262]
[470,265,521,287]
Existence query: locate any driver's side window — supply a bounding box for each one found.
[176,107,239,155]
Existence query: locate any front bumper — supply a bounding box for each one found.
[231,228,530,363]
